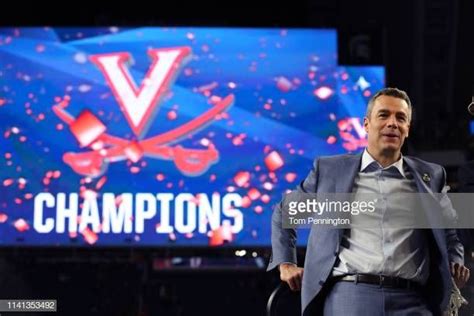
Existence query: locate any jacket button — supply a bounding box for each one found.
[319,280,325,286]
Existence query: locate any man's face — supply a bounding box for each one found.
[364,95,411,156]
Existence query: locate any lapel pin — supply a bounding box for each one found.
[422,173,431,183]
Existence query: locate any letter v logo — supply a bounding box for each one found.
[90,47,191,138]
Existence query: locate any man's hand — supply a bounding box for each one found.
[450,262,470,289]
[279,263,304,291]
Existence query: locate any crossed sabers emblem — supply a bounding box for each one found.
[52,47,234,177]
[53,46,234,177]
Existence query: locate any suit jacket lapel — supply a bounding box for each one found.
[403,157,433,194]
[335,153,362,240]
[335,153,362,193]
[403,156,447,253]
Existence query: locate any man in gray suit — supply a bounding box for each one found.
[269,87,470,315]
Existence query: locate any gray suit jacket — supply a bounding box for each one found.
[268,153,464,315]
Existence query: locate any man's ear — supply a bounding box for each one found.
[363,117,369,133]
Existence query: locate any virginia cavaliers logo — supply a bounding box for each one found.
[52,47,234,177]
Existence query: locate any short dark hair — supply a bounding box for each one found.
[366,87,412,121]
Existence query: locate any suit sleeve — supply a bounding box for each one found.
[267,158,319,271]
[440,167,465,264]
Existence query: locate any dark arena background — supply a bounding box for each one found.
[0,0,473,315]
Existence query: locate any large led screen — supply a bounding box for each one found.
[0,27,384,246]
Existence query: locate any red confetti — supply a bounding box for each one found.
[264,151,284,171]
[69,110,106,147]
[95,176,107,190]
[263,182,273,191]
[0,213,8,223]
[337,119,350,131]
[313,86,334,100]
[327,136,337,144]
[241,196,251,208]
[248,188,261,200]
[3,178,13,186]
[285,173,297,183]
[197,81,218,93]
[276,76,292,92]
[115,195,123,206]
[209,95,222,104]
[14,218,29,232]
[209,221,233,246]
[254,206,263,214]
[0,99,6,106]
[200,138,210,146]
[169,232,177,241]
[156,173,165,181]
[343,142,359,151]
[261,194,270,204]
[339,131,353,141]
[234,171,250,187]
[167,110,177,120]
[130,166,140,174]
[81,227,98,245]
[232,136,244,146]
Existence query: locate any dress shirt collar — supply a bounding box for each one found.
[360,149,405,178]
